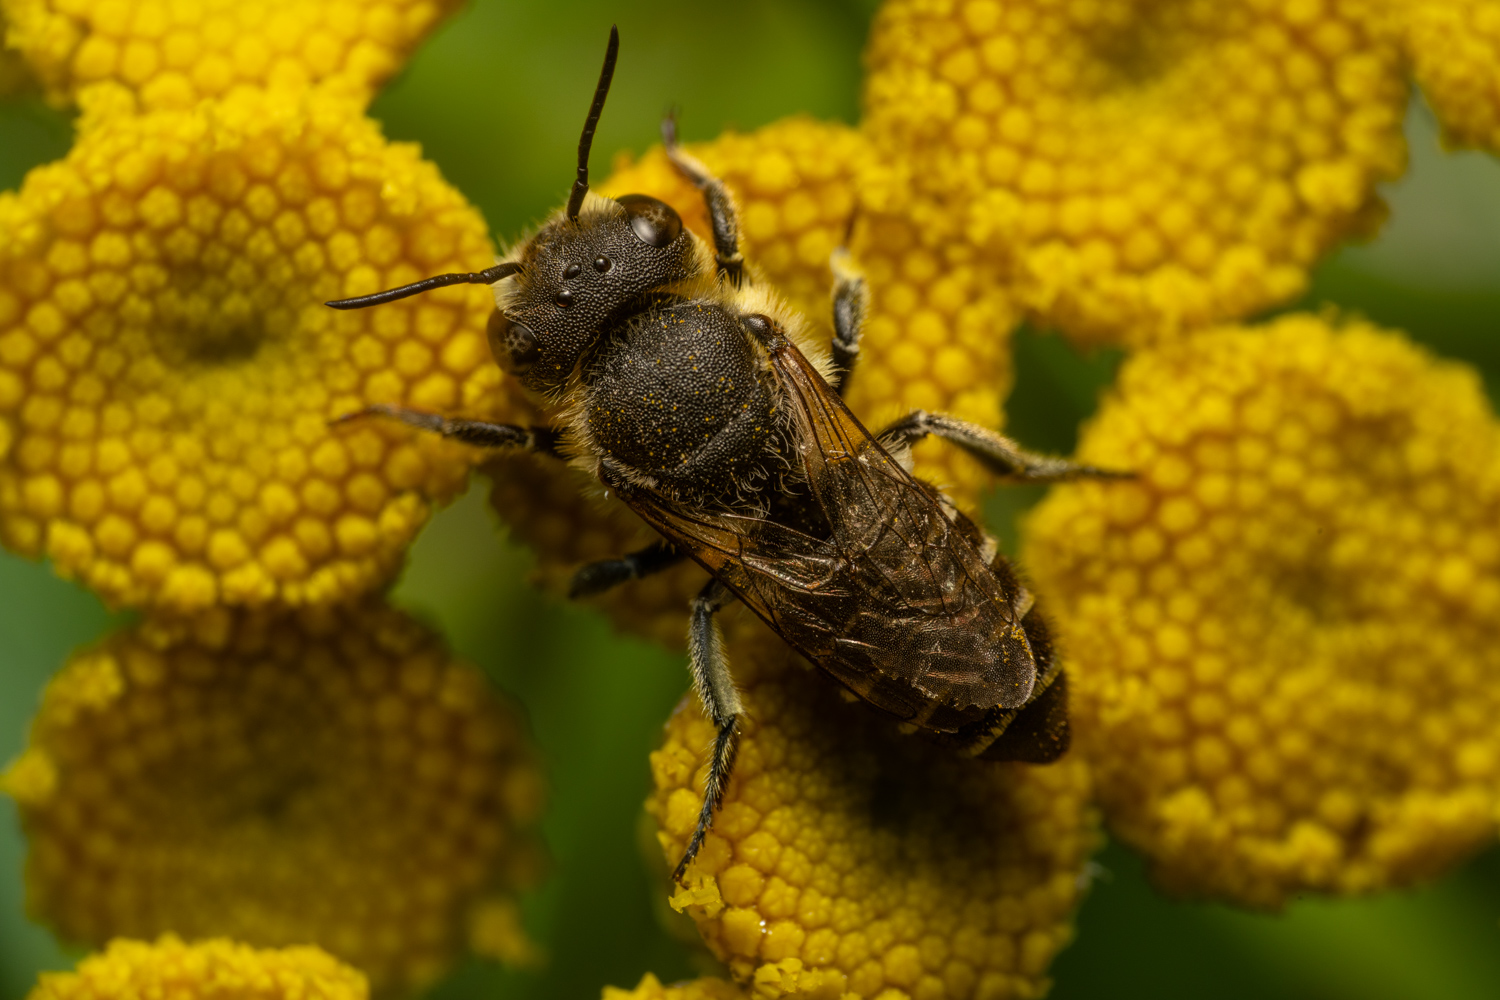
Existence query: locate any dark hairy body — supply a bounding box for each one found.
[327,27,1118,881]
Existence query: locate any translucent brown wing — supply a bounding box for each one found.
[606,333,1037,728]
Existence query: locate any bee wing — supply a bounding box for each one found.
[611,336,1037,721]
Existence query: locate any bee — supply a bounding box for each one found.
[328,26,1122,881]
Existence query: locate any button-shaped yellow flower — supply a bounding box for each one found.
[2,0,461,110]
[0,84,515,612]
[1401,0,1500,153]
[1,601,546,994]
[604,974,745,1000]
[497,117,1022,646]
[29,936,369,1000]
[864,0,1409,347]
[648,621,1096,999]
[1024,314,1500,907]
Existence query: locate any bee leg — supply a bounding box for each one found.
[331,404,565,458]
[567,540,685,598]
[675,577,743,883]
[829,248,868,398]
[876,411,1129,482]
[662,114,745,287]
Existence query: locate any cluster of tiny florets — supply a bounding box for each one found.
[648,619,1096,999]
[1,601,546,993]
[0,84,514,612]
[1400,0,1500,153]
[1023,315,1500,907]
[28,936,370,1000]
[2,0,461,110]
[862,0,1409,347]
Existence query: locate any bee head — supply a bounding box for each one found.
[326,27,705,395]
[488,193,695,393]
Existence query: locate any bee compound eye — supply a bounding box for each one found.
[487,310,540,376]
[617,194,682,248]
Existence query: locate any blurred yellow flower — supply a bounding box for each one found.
[1024,314,1500,907]
[863,0,1408,347]
[0,83,514,612]
[1,600,546,993]
[1,0,461,110]
[2,7,37,97]
[1401,0,1500,153]
[604,973,746,1000]
[29,936,369,1000]
[648,621,1096,999]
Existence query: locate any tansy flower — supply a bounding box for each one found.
[1,0,461,111]
[649,620,1096,999]
[0,83,516,612]
[29,936,369,1000]
[1400,0,1500,153]
[1023,314,1500,908]
[604,974,746,1000]
[1,8,36,97]
[496,117,1021,645]
[862,0,1409,347]
[0,600,546,993]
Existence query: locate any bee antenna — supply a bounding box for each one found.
[565,24,620,223]
[324,261,523,310]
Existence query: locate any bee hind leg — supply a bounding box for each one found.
[674,577,743,883]
[331,404,566,458]
[568,540,685,598]
[876,411,1129,483]
[662,114,745,287]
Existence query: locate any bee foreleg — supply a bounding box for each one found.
[567,540,685,598]
[675,577,743,883]
[876,411,1130,482]
[829,248,868,398]
[662,114,745,287]
[331,404,566,458]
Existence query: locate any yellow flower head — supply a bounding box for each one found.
[29,936,369,1000]
[1023,314,1500,907]
[1,601,546,993]
[648,622,1096,999]
[863,0,1408,347]
[604,974,745,1000]
[1401,0,1500,153]
[1,0,461,110]
[495,116,1021,644]
[0,84,514,612]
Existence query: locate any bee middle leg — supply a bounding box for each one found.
[829,248,868,398]
[567,539,685,598]
[676,576,743,882]
[662,115,745,287]
[877,410,1128,482]
[332,404,566,458]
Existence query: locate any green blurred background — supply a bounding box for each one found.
[2,1,1500,998]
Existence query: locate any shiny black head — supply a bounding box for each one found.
[324,26,706,396]
[489,194,697,394]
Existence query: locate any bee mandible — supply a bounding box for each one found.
[327,26,1124,881]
